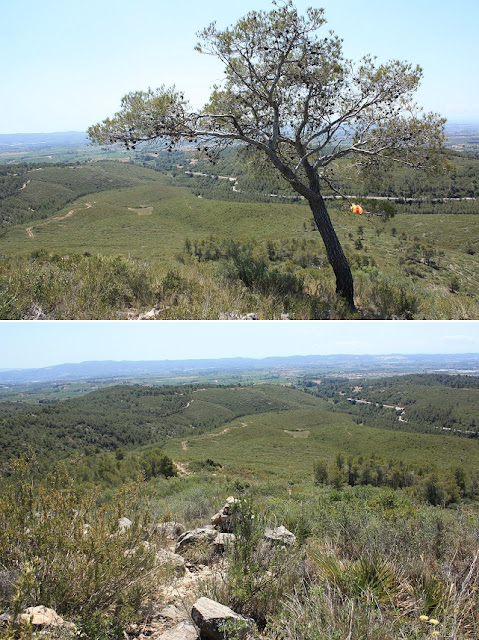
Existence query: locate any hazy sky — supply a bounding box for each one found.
[1,321,478,370]
[1,0,478,134]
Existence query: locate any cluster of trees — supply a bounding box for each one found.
[0,385,199,465]
[71,445,176,489]
[314,452,478,506]
[147,144,479,207]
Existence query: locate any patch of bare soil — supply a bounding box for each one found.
[283,429,310,438]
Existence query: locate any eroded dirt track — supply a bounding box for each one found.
[25,202,92,238]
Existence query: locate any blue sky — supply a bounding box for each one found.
[1,321,478,370]
[1,0,478,134]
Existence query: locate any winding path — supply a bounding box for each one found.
[25,202,92,239]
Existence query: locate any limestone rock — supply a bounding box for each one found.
[155,548,186,574]
[191,597,254,640]
[175,526,217,552]
[157,620,198,640]
[19,606,75,630]
[118,516,132,532]
[211,497,240,533]
[157,604,188,622]
[156,521,186,539]
[264,525,296,546]
[213,533,236,553]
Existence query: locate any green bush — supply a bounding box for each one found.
[0,456,165,626]
[0,252,158,319]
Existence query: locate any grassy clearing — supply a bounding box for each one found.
[165,405,479,482]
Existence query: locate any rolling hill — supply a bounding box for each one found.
[1,156,479,318]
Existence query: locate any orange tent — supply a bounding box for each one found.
[350,203,364,215]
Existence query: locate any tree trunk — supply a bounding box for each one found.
[309,195,355,310]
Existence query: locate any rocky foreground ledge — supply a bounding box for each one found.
[1,497,296,640]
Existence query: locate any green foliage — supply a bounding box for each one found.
[140,448,177,480]
[0,456,165,628]
[1,153,479,317]
[302,373,479,438]
[204,498,305,628]
[0,384,327,470]
[0,252,158,319]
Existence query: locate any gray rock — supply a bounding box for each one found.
[213,533,236,553]
[155,549,186,574]
[156,521,186,539]
[118,517,132,532]
[264,525,296,546]
[211,497,240,533]
[19,606,76,630]
[157,604,188,622]
[191,597,254,640]
[157,620,198,640]
[175,526,217,552]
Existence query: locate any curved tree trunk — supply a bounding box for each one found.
[309,195,355,310]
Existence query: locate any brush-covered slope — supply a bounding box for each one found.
[165,402,479,481]
[0,383,324,464]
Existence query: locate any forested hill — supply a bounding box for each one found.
[0,383,324,464]
[301,373,479,436]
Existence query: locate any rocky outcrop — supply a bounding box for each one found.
[155,549,186,574]
[211,496,240,533]
[213,533,236,553]
[157,620,198,639]
[175,526,218,553]
[1,606,77,633]
[191,597,254,640]
[264,525,296,546]
[156,521,186,539]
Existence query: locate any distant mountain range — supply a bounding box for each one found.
[1,123,478,151]
[0,131,88,150]
[1,353,479,385]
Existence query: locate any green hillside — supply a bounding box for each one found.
[0,383,324,464]
[2,379,478,481]
[1,158,479,318]
[2,377,479,640]
[302,373,479,435]
[165,404,479,481]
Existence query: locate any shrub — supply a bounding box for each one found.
[0,455,165,625]
[368,275,420,318]
[203,498,307,629]
[0,252,158,319]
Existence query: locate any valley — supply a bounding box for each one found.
[1,136,479,319]
[1,363,478,639]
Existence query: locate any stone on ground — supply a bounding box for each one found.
[191,597,254,640]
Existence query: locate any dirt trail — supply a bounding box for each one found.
[26,202,92,239]
[175,460,192,475]
[205,422,248,437]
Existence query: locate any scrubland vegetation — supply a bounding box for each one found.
[1,146,479,318]
[1,378,478,638]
